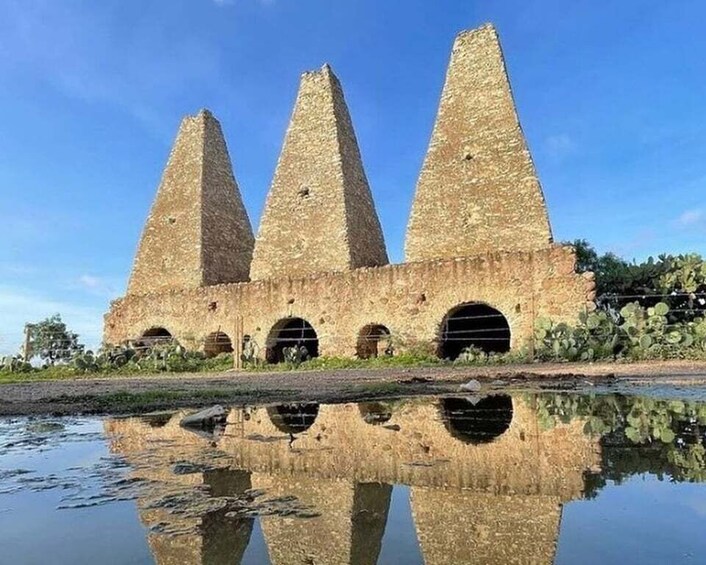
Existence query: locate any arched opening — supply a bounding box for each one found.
[438,303,510,360]
[358,402,393,425]
[267,403,320,434]
[356,324,392,359]
[204,331,233,358]
[140,327,172,347]
[265,318,319,364]
[440,395,514,444]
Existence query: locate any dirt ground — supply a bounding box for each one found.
[2,360,706,416]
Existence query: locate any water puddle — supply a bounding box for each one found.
[1,391,706,563]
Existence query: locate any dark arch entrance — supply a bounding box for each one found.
[140,327,172,347]
[267,403,320,434]
[204,331,234,358]
[265,318,319,363]
[440,395,514,444]
[356,324,392,359]
[438,303,510,360]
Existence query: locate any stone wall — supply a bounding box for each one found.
[406,24,553,262]
[105,244,594,357]
[127,110,254,296]
[249,64,388,281]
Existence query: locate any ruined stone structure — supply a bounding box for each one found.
[105,24,595,361]
[105,396,602,564]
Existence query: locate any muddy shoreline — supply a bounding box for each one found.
[2,360,706,416]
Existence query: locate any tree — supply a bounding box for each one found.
[27,314,84,366]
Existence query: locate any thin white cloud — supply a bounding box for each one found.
[544,133,576,161]
[78,275,102,289]
[676,209,703,228]
[75,274,118,297]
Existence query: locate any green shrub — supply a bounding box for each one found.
[1,355,33,373]
[535,302,706,362]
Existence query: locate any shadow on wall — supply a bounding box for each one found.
[437,303,511,360]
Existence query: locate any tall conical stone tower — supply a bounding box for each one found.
[250,64,388,281]
[127,109,254,295]
[406,24,553,263]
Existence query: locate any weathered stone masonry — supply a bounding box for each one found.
[105,24,595,360]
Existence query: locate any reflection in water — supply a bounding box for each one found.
[358,402,394,425]
[266,403,320,435]
[2,392,706,564]
[440,394,514,444]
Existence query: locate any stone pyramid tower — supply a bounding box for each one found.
[250,64,388,281]
[127,110,254,295]
[406,24,552,263]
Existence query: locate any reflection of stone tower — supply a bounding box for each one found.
[127,110,254,295]
[104,415,255,565]
[144,470,255,565]
[106,396,602,565]
[250,64,388,281]
[252,474,391,565]
[411,490,563,565]
[406,24,552,262]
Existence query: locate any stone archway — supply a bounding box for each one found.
[440,395,514,444]
[438,303,511,360]
[265,318,319,364]
[204,331,234,358]
[356,324,392,359]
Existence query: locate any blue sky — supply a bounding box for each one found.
[1,0,705,353]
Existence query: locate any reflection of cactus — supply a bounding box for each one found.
[532,392,706,483]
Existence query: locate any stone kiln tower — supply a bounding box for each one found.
[127,110,254,295]
[250,64,388,281]
[406,24,553,262]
